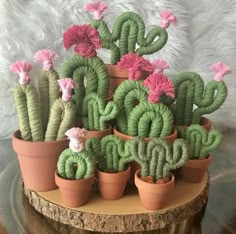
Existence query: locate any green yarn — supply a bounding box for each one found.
[60,54,109,111]
[185,124,222,159]
[131,137,188,181]
[82,93,119,130]
[45,98,76,141]
[57,148,94,180]
[91,11,168,64]
[127,101,173,138]
[113,80,149,134]
[173,72,228,126]
[13,84,44,142]
[37,69,60,133]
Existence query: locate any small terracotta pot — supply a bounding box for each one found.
[180,155,211,183]
[97,166,131,200]
[12,130,69,192]
[55,171,95,207]
[86,126,113,140]
[135,169,175,210]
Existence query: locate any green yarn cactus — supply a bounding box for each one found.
[86,135,133,172]
[57,148,94,180]
[131,137,188,181]
[173,71,228,126]
[82,93,119,131]
[185,124,222,159]
[90,11,168,64]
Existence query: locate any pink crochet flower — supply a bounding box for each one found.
[84,1,108,20]
[210,62,231,81]
[10,61,32,85]
[160,10,177,29]
[143,73,175,103]
[152,59,169,74]
[58,78,77,101]
[65,127,88,153]
[33,49,57,71]
[117,53,154,81]
[63,24,101,58]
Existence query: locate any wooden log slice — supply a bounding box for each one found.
[24,173,209,233]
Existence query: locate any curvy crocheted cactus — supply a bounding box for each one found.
[57,148,94,180]
[90,11,168,64]
[173,71,228,126]
[185,124,222,159]
[82,93,119,130]
[86,135,133,171]
[131,137,188,181]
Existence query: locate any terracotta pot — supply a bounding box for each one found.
[12,130,69,192]
[55,171,95,207]
[180,155,211,183]
[106,64,128,93]
[86,126,113,140]
[97,166,131,200]
[135,169,175,210]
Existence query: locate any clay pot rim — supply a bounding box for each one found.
[96,165,131,176]
[185,155,212,168]
[12,130,68,146]
[105,64,128,77]
[174,117,211,130]
[87,126,113,134]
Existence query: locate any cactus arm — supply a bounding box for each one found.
[45,99,76,141]
[127,101,173,138]
[118,139,133,171]
[13,84,44,142]
[192,80,227,123]
[113,80,148,133]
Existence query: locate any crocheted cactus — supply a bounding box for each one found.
[57,148,94,180]
[90,11,168,64]
[86,135,133,171]
[34,50,60,132]
[185,124,222,159]
[173,71,228,126]
[131,137,188,181]
[82,93,119,131]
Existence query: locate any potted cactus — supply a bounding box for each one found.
[131,137,188,210]
[55,127,95,207]
[86,134,133,200]
[180,124,222,183]
[11,54,76,191]
[85,1,176,91]
[172,62,231,136]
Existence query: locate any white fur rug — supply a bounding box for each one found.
[0,0,235,139]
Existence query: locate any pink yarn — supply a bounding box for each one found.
[210,62,231,81]
[33,49,57,71]
[65,127,88,153]
[160,10,177,29]
[152,59,169,74]
[117,53,154,81]
[63,24,101,58]
[57,78,76,102]
[10,61,32,85]
[143,73,175,103]
[84,1,108,20]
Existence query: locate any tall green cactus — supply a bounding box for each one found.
[82,93,119,130]
[57,148,94,180]
[86,135,133,171]
[131,137,188,181]
[185,124,222,159]
[173,72,227,126]
[91,12,168,64]
[60,54,109,111]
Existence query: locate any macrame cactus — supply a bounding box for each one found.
[45,78,76,141]
[34,49,60,132]
[86,2,176,64]
[131,137,188,181]
[10,61,44,142]
[57,127,94,180]
[173,62,230,126]
[185,124,222,159]
[81,93,119,130]
[85,135,133,171]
